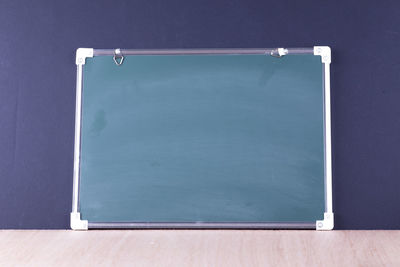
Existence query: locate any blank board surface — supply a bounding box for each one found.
[73,48,332,229]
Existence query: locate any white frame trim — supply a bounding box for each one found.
[71,48,93,228]
[71,47,334,230]
[314,46,334,230]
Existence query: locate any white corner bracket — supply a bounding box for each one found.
[76,48,94,65]
[313,46,331,64]
[316,212,334,230]
[70,212,88,230]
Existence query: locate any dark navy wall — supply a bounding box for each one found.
[0,0,399,229]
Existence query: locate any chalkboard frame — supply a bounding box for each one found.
[70,47,333,230]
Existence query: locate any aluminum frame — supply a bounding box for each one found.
[71,47,333,230]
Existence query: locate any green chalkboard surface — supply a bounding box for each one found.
[76,51,326,227]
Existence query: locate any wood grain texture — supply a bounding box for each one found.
[0,230,399,267]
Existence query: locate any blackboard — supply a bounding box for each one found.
[71,48,333,230]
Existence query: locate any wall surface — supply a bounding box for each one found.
[0,0,399,229]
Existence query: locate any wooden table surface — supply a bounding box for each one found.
[1,230,399,266]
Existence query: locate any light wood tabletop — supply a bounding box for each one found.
[0,230,399,266]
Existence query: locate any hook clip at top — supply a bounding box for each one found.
[113,48,124,66]
[270,48,288,58]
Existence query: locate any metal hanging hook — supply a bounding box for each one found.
[270,48,288,58]
[113,48,124,66]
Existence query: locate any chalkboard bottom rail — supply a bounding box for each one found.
[87,222,315,230]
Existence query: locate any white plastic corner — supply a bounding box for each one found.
[70,212,88,230]
[314,46,331,64]
[316,212,334,230]
[76,48,94,65]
